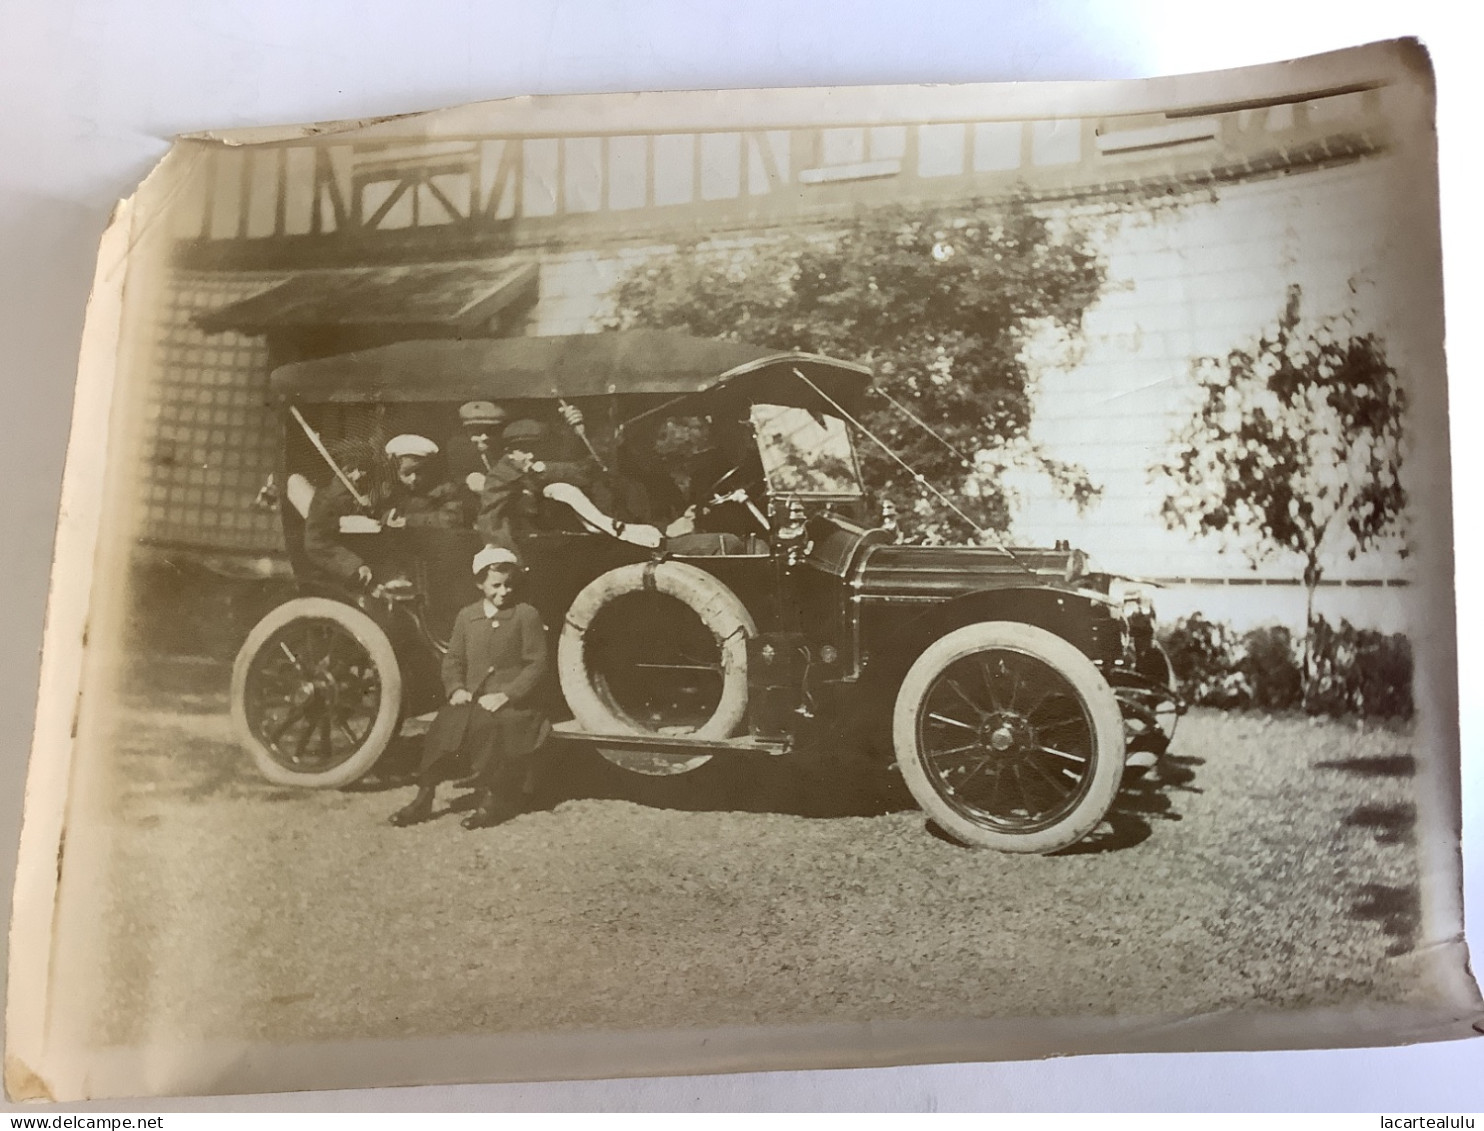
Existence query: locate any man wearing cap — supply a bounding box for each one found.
[383,433,467,530]
[453,399,585,496]
[452,400,509,493]
[390,546,550,829]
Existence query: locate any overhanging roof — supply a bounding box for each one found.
[193,260,538,335]
[267,331,873,408]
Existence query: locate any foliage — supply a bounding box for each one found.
[607,198,1108,538]
[1304,616,1415,719]
[1158,613,1249,708]
[127,559,295,661]
[1238,625,1305,713]
[1158,613,1412,719]
[1155,284,1407,697]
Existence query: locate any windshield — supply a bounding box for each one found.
[750,403,864,498]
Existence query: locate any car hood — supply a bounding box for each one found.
[851,542,1099,601]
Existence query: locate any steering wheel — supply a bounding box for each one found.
[698,465,768,531]
[703,464,751,499]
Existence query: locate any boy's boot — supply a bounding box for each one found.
[390,784,436,827]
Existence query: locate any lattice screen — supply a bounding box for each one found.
[137,269,287,554]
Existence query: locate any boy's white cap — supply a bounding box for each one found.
[385,434,439,460]
[472,545,519,575]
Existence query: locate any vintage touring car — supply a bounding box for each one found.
[231,330,1180,853]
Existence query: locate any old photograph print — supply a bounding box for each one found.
[8,40,1479,1100]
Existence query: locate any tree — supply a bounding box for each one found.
[606,198,1107,539]
[1155,284,1408,694]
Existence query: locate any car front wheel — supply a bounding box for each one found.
[892,621,1125,854]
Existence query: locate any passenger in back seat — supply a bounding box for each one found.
[301,439,389,589]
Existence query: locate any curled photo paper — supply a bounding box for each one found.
[6,37,1479,1102]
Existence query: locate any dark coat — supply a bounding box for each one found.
[302,477,371,585]
[391,479,469,529]
[473,457,609,552]
[472,456,532,553]
[420,600,551,776]
[441,600,548,703]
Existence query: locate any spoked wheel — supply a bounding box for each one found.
[231,597,402,788]
[892,621,1125,854]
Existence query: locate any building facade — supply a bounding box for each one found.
[140,79,1414,628]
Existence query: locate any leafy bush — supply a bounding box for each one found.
[1158,613,1412,719]
[1158,613,1250,709]
[1305,617,1414,719]
[1237,625,1304,712]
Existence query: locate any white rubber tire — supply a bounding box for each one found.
[892,620,1125,854]
[558,561,756,775]
[231,597,402,788]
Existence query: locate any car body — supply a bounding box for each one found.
[230,330,1180,853]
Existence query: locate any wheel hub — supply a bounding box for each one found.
[979,712,1030,755]
[987,724,1016,752]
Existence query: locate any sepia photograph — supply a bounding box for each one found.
[4,34,1478,1102]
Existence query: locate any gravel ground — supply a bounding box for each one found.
[73,655,1443,1047]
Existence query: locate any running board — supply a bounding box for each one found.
[550,720,790,756]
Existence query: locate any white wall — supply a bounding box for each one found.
[1007,157,1417,591]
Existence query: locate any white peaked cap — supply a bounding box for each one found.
[472,545,520,574]
[385,433,440,459]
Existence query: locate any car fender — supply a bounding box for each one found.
[858,584,1122,692]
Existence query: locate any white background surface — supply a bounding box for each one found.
[0,0,1478,1112]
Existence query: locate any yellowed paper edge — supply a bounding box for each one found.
[4,192,140,1102]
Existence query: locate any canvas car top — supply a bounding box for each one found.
[267,329,873,409]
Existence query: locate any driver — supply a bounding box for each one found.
[477,419,664,553]
[624,414,753,555]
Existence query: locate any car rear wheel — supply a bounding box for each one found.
[892,621,1125,854]
[231,597,402,788]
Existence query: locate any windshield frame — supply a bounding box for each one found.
[749,402,866,502]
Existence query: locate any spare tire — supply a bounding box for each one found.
[558,560,756,775]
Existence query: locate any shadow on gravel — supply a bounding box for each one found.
[345,736,424,793]
[121,654,231,716]
[1055,756,1200,856]
[1155,752,1204,790]
[116,717,280,807]
[1054,809,1153,855]
[915,813,1155,852]
[122,652,1203,846]
[1349,882,1421,955]
[1342,802,1416,846]
[1315,754,1416,778]
[526,740,911,820]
